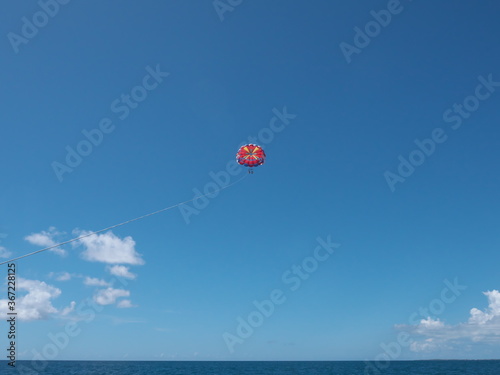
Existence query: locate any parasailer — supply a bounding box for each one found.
[236,144,266,174]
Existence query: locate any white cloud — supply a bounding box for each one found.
[94,287,130,306]
[468,290,500,325]
[107,265,137,280]
[0,246,12,258]
[61,301,76,316]
[75,230,144,265]
[400,290,500,351]
[409,338,440,352]
[419,317,445,329]
[25,227,65,256]
[117,299,136,308]
[25,232,55,247]
[83,277,110,287]
[0,278,61,321]
[48,272,81,281]
[56,272,72,281]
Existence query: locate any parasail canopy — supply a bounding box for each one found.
[236,144,266,167]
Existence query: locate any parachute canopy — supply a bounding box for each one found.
[236,144,266,167]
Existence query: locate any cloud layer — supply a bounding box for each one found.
[4,228,144,320]
[400,290,500,352]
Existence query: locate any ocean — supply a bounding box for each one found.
[6,360,500,374]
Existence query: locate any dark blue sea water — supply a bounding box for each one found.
[5,360,500,375]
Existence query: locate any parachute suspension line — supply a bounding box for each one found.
[0,173,248,266]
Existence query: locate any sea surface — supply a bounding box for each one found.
[6,360,500,375]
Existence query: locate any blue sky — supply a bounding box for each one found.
[1,0,500,364]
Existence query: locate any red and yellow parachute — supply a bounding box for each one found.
[236,144,266,172]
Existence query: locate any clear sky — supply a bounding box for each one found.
[1,0,500,363]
